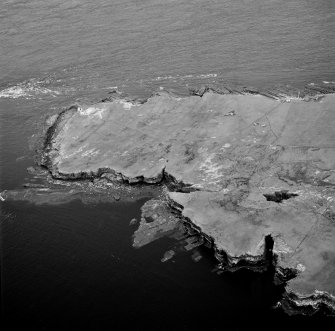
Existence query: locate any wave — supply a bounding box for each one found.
[0,85,60,99]
[152,73,218,82]
[0,78,70,99]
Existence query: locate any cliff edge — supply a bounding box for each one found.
[40,91,335,315]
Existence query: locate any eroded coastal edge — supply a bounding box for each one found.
[3,84,335,316]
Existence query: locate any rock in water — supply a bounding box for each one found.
[113,194,121,201]
[129,218,138,226]
[41,91,335,315]
[191,251,203,263]
[132,199,181,248]
[161,250,175,263]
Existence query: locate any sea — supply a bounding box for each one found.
[1,0,334,330]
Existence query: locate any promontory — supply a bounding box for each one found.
[13,88,335,315]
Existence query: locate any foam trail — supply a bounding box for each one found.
[0,78,62,99]
[152,73,218,81]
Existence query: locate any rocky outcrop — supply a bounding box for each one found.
[189,82,335,101]
[1,174,161,205]
[132,199,182,248]
[32,89,335,315]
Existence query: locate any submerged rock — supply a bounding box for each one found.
[191,251,203,263]
[184,236,204,251]
[161,250,175,263]
[23,183,47,188]
[26,166,49,176]
[38,90,335,315]
[129,218,138,226]
[113,194,121,201]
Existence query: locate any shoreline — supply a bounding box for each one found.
[1,77,335,102]
[3,88,335,316]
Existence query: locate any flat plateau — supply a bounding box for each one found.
[16,91,335,315]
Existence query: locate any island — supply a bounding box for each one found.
[3,85,335,315]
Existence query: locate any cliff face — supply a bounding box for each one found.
[39,91,335,315]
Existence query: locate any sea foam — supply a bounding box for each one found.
[0,79,62,99]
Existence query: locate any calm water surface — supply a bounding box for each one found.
[1,0,334,329]
[1,199,283,330]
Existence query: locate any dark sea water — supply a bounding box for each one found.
[1,0,335,329]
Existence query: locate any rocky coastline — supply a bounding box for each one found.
[2,84,335,316]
